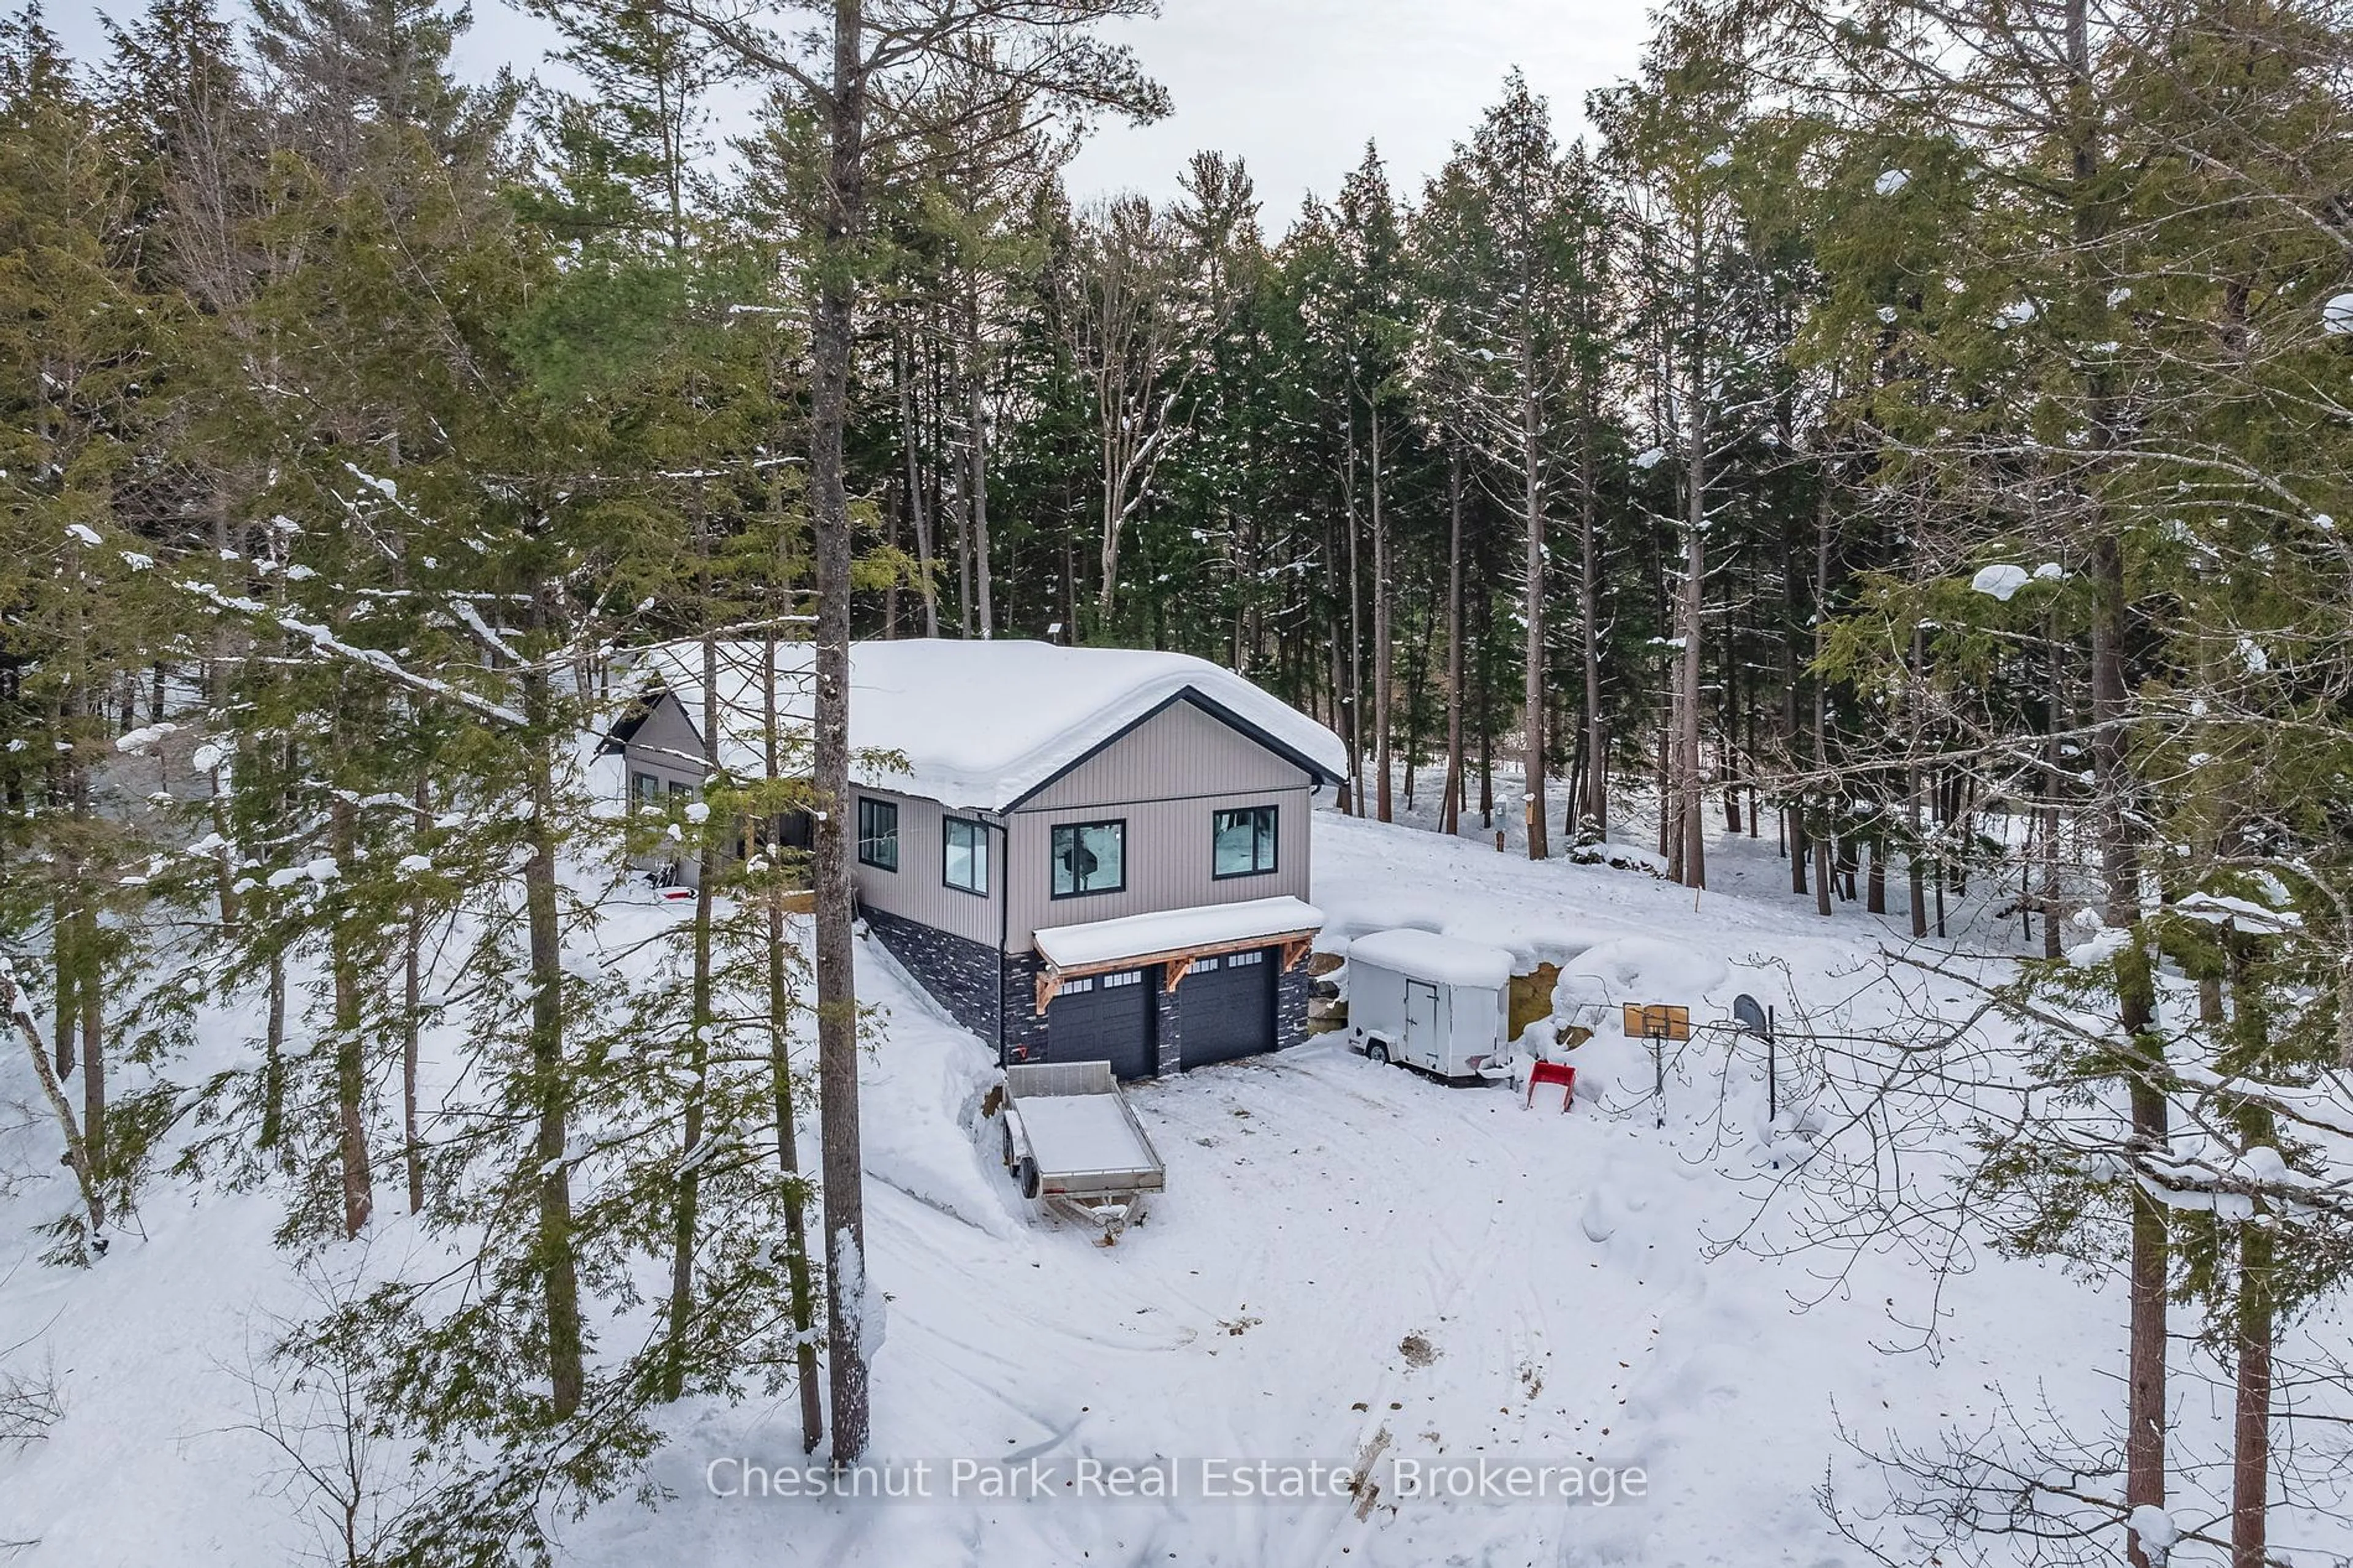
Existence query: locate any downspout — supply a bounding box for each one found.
[991,811,1010,1066]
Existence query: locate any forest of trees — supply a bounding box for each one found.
[4,0,2352,1562]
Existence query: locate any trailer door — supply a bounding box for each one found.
[1404,980,1442,1070]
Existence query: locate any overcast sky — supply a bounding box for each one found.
[52,0,1657,219]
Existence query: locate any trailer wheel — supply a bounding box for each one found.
[1365,1041,1390,1066]
[1014,1157,1042,1201]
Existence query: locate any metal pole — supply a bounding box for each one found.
[1767,1005,1777,1123]
[1653,1024,1665,1129]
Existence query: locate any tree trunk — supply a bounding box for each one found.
[1344,417,1365,816]
[764,635,825,1453]
[74,900,102,1181]
[1908,626,1928,939]
[1477,578,1494,827]
[521,655,585,1422]
[1675,392,1706,889]
[1577,475,1605,841]
[51,895,75,1081]
[1371,400,1392,822]
[330,792,371,1240]
[0,965,105,1245]
[262,952,287,1164]
[666,631,721,1401]
[813,0,873,1463]
[2099,537,2167,1564]
[1521,331,1548,862]
[896,328,939,637]
[2229,1206,2273,1568]
[2043,694,2065,958]
[967,288,993,640]
[1442,446,1464,837]
[404,776,427,1216]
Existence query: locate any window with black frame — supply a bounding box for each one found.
[943,817,989,895]
[1212,805,1278,878]
[857,797,899,871]
[1051,820,1124,896]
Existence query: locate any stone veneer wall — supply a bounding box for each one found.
[1276,960,1313,1051]
[996,947,1052,1066]
[863,907,1005,1052]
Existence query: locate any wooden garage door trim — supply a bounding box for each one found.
[1034,929,1316,1014]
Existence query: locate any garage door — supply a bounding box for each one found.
[1178,949,1275,1070]
[1047,968,1156,1080]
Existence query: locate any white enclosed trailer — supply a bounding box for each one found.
[1344,929,1517,1083]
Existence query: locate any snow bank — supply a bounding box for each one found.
[854,929,1028,1239]
[1556,935,1731,1012]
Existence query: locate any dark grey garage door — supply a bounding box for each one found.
[1047,968,1156,1080]
[1178,949,1275,1070]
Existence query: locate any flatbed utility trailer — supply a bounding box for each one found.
[1001,1061,1165,1241]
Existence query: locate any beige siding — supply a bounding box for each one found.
[621,695,709,790]
[620,698,709,885]
[1019,697,1308,812]
[1009,700,1320,949]
[851,787,1003,946]
[1007,787,1313,950]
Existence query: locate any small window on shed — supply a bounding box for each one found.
[631,772,662,809]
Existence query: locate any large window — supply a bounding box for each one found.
[1213,805,1278,878]
[1051,820,1126,898]
[857,797,899,871]
[943,817,989,896]
[631,772,662,809]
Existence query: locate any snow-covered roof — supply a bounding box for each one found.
[623,639,1346,812]
[1345,928,1515,989]
[1034,896,1325,971]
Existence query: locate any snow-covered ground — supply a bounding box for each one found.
[0,798,2343,1564]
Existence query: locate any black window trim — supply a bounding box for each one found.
[1050,817,1128,900]
[857,795,900,873]
[1211,803,1280,880]
[942,815,990,898]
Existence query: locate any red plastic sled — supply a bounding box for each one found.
[1525,1060,1577,1113]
